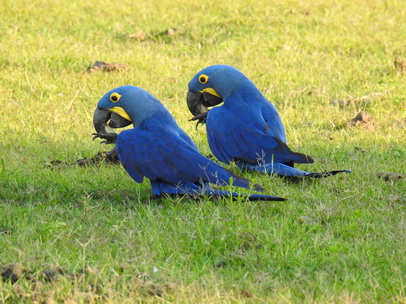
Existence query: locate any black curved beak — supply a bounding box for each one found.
[93,107,132,133]
[186,90,223,116]
[109,113,132,129]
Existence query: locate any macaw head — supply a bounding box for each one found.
[186,65,247,116]
[93,85,163,133]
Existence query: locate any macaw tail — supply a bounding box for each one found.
[237,162,351,178]
[303,170,352,178]
[202,188,286,201]
[150,180,285,201]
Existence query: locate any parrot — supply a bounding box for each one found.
[92,85,285,201]
[186,65,351,178]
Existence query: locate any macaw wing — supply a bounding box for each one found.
[116,126,236,187]
[260,102,287,143]
[208,112,311,165]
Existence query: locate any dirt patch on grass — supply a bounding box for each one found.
[1,264,26,283]
[45,151,120,169]
[1,264,68,284]
[345,111,378,130]
[85,61,130,73]
[1,263,169,302]
[377,172,405,182]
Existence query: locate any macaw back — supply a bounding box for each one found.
[116,116,258,190]
[186,65,348,177]
[206,87,310,165]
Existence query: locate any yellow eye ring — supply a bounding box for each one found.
[110,92,121,103]
[198,74,209,84]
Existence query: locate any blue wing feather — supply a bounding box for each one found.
[260,101,287,143]
[116,118,253,189]
[207,105,311,165]
[187,65,349,178]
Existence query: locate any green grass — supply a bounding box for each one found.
[1,0,405,302]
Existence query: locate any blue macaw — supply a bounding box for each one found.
[92,85,285,201]
[186,65,351,178]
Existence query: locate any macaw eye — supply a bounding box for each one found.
[110,92,121,103]
[198,74,209,84]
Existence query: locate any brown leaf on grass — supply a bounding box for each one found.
[345,111,378,130]
[394,58,406,73]
[377,172,405,182]
[85,61,130,73]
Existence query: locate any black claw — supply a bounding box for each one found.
[189,112,208,130]
[92,132,118,144]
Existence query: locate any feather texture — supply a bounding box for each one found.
[187,65,350,178]
[95,85,285,201]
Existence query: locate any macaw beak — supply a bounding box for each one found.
[93,107,132,133]
[186,90,223,116]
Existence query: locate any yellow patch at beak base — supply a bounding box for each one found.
[199,88,221,98]
[109,107,132,122]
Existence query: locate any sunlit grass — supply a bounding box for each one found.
[0,0,405,303]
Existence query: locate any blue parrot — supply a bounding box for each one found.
[92,85,285,201]
[186,65,351,178]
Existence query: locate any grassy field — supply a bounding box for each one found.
[0,0,405,302]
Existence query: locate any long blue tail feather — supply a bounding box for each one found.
[202,188,286,201]
[237,162,351,178]
[150,180,285,201]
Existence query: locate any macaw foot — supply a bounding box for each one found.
[92,132,118,144]
[189,112,208,130]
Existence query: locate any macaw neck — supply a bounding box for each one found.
[126,96,175,128]
[225,81,265,108]
[135,105,196,149]
[220,78,265,106]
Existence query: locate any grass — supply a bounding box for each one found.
[0,0,405,302]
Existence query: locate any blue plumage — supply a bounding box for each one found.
[187,65,351,178]
[95,85,285,201]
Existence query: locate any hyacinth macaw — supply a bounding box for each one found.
[186,65,350,178]
[92,85,285,201]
